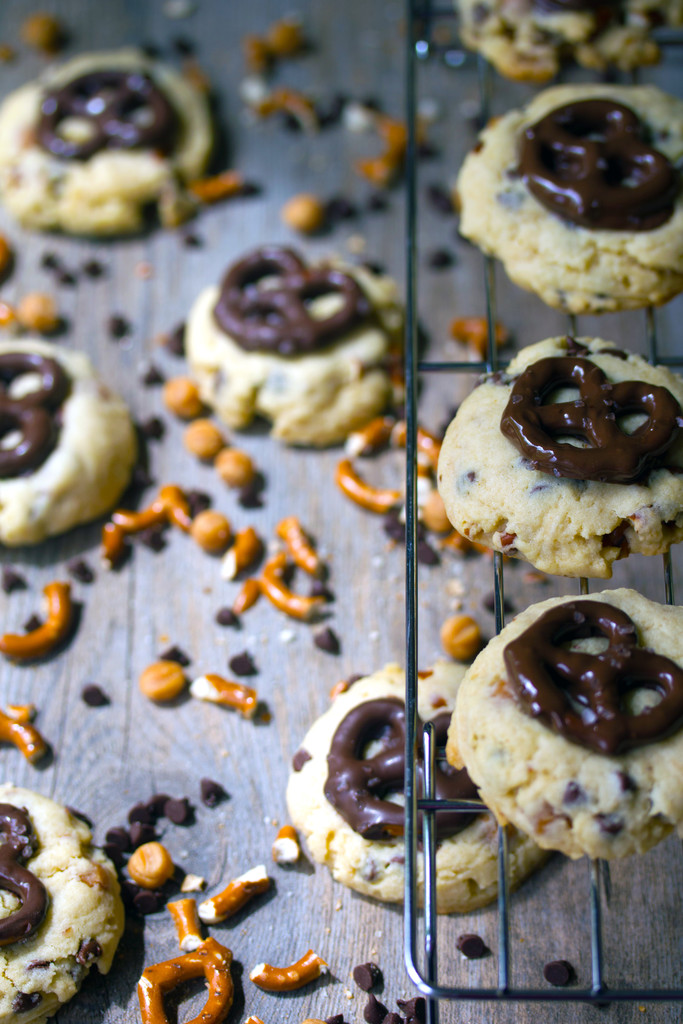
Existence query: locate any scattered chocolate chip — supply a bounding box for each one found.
[215,607,239,628]
[26,961,50,971]
[186,489,211,518]
[23,614,42,633]
[384,1014,402,1024]
[292,748,311,772]
[67,558,94,583]
[183,232,204,248]
[317,93,347,127]
[596,813,623,835]
[147,793,172,818]
[76,938,102,966]
[57,269,77,287]
[12,992,42,1013]
[172,35,195,55]
[483,592,514,614]
[141,363,165,387]
[326,196,357,222]
[131,465,153,489]
[81,258,106,278]
[108,315,131,339]
[165,322,186,357]
[102,842,125,866]
[314,626,340,655]
[140,42,161,58]
[128,802,155,825]
[105,826,130,852]
[160,645,191,667]
[397,997,425,1023]
[164,796,193,825]
[81,684,110,707]
[456,933,489,959]
[238,477,264,508]
[426,248,455,269]
[138,525,167,552]
[383,510,405,543]
[309,580,334,602]
[132,888,163,915]
[229,651,257,676]
[367,192,389,212]
[353,962,382,991]
[139,415,166,441]
[200,778,227,807]
[326,1016,345,1024]
[543,959,574,987]
[1,566,26,593]
[364,993,389,1024]
[416,539,439,565]
[361,260,385,276]
[418,141,440,159]
[40,252,60,271]
[129,821,157,847]
[426,183,453,214]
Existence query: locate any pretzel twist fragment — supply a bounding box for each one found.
[190,674,258,718]
[198,865,270,924]
[0,706,48,762]
[276,516,322,577]
[335,458,401,514]
[168,898,204,952]
[221,526,263,581]
[260,553,325,621]
[137,936,234,1024]
[249,949,327,991]
[0,582,72,661]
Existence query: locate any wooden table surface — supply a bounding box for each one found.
[0,2,681,1023]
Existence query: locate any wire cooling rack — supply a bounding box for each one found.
[401,1,683,1017]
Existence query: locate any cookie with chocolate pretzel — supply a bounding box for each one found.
[0,48,212,234]
[448,589,683,859]
[0,783,124,1024]
[286,661,547,911]
[0,339,136,546]
[186,246,403,446]
[437,335,683,578]
[455,0,683,83]
[456,83,683,313]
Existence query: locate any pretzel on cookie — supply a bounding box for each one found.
[138,936,233,1024]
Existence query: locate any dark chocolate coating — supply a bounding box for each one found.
[500,354,682,483]
[519,99,679,230]
[503,600,683,755]
[324,697,479,841]
[0,805,48,946]
[37,69,178,161]
[533,0,619,12]
[213,246,372,355]
[0,352,70,478]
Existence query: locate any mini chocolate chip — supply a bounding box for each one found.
[102,842,125,866]
[172,35,195,55]
[81,684,110,707]
[108,315,131,339]
[292,748,311,771]
[183,233,204,248]
[326,1016,345,1024]
[426,183,453,214]
[317,93,347,127]
[309,580,334,602]
[397,997,425,1023]
[229,651,257,676]
[82,258,106,278]
[67,558,94,583]
[160,645,191,667]
[353,962,382,991]
[165,322,186,357]
[76,938,102,966]
[416,539,439,565]
[12,992,42,1013]
[543,959,574,987]
[596,814,623,835]
[238,478,264,508]
[131,465,153,489]
[138,525,167,552]
[129,821,157,847]
[23,614,42,632]
[1,566,26,593]
[141,363,164,387]
[617,771,637,792]
[128,802,155,825]
[483,592,514,614]
[367,193,389,212]
[383,510,405,543]
[105,827,130,851]
[200,778,227,807]
[456,933,488,959]
[57,269,77,287]
[314,627,340,655]
[364,993,389,1024]
[133,888,163,915]
[186,489,211,518]
[426,248,455,269]
[140,42,161,58]
[41,252,60,271]
[563,781,584,805]
[164,796,193,825]
[215,607,239,627]
[384,1014,402,1024]
[326,196,357,222]
[140,415,166,440]
[147,793,172,818]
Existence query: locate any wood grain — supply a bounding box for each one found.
[0,2,680,1023]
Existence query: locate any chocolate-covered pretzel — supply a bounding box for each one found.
[324,697,479,841]
[0,804,48,946]
[213,246,372,355]
[504,600,683,755]
[37,69,178,161]
[0,352,70,478]
[533,0,619,12]
[500,354,682,483]
[519,99,680,230]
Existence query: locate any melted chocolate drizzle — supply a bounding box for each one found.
[213,246,372,356]
[0,805,48,946]
[500,354,682,483]
[324,697,479,841]
[519,99,680,231]
[0,353,70,478]
[504,600,683,755]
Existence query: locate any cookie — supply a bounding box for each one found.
[0,48,212,234]
[437,335,683,578]
[186,246,403,446]
[0,339,137,546]
[0,783,124,1024]
[286,662,547,912]
[448,588,683,860]
[456,83,683,313]
[455,1,683,82]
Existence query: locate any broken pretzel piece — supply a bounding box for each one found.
[260,553,325,621]
[138,937,233,1024]
[0,582,72,661]
[249,948,327,991]
[0,705,48,763]
[198,864,270,924]
[190,674,258,718]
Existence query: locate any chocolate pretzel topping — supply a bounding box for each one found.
[37,69,178,161]
[213,246,372,355]
[0,805,48,946]
[324,697,479,841]
[0,352,70,478]
[533,0,619,12]
[519,99,680,230]
[504,600,683,755]
[500,354,682,483]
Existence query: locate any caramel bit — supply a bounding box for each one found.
[16,292,59,333]
[191,510,232,554]
[21,12,65,54]
[138,660,187,702]
[449,317,509,359]
[215,448,255,488]
[188,170,245,204]
[128,842,175,889]
[421,490,451,534]
[440,614,482,662]
[163,376,204,419]
[281,193,326,234]
[184,419,226,460]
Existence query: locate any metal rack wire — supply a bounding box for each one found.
[402,2,683,1017]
